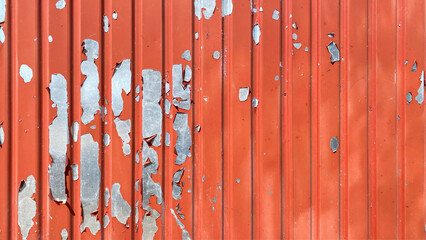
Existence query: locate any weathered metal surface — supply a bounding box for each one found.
[0,0,425,239]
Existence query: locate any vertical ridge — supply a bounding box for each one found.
[367,0,378,238]
[70,0,82,238]
[9,0,18,238]
[39,0,50,238]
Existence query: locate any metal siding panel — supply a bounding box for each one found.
[0,0,425,239]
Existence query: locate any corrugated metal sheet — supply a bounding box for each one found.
[0,0,425,239]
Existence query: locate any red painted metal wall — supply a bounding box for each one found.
[0,0,425,239]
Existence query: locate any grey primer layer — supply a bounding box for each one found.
[71,122,79,142]
[172,169,184,200]
[80,133,101,235]
[142,209,160,240]
[112,59,131,117]
[415,71,424,104]
[81,39,100,125]
[142,141,163,210]
[111,183,131,225]
[330,137,339,153]
[142,69,162,145]
[48,74,69,203]
[104,188,110,207]
[71,164,79,181]
[0,26,4,43]
[170,208,191,240]
[56,0,66,9]
[252,24,261,45]
[181,50,191,61]
[18,175,37,240]
[272,10,279,20]
[0,0,5,23]
[173,113,191,165]
[194,0,215,20]
[114,118,131,155]
[222,0,233,17]
[407,92,412,104]
[327,42,340,63]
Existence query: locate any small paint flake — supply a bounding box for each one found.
[328,32,335,38]
[20,64,33,83]
[272,10,279,20]
[56,0,66,9]
[252,97,259,107]
[292,22,298,29]
[222,0,233,17]
[293,43,302,49]
[18,175,37,240]
[239,87,249,101]
[61,228,68,240]
[412,61,418,72]
[292,33,298,40]
[212,51,221,59]
[112,11,118,20]
[330,137,339,153]
[252,24,261,45]
[0,124,4,147]
[195,32,199,39]
[194,0,216,20]
[236,179,240,183]
[195,125,201,132]
[305,46,309,52]
[103,15,109,32]
[259,7,263,12]
[406,92,412,104]
[0,0,5,23]
[48,35,53,42]
[275,75,279,81]
[415,71,424,104]
[327,42,340,63]
[181,49,191,61]
[0,26,5,43]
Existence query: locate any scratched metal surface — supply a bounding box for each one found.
[0,0,425,239]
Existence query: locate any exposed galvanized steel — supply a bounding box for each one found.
[0,0,425,239]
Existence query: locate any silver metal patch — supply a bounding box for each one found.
[194,0,215,20]
[173,113,191,165]
[112,59,132,117]
[252,24,261,45]
[20,64,33,83]
[111,183,131,225]
[18,175,37,240]
[81,39,100,125]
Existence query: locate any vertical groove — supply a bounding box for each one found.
[396,0,406,238]
[70,0,82,238]
[131,0,137,236]
[160,0,166,238]
[40,0,50,238]
[339,0,349,239]
[367,0,377,238]
[221,7,226,240]
[8,0,18,238]
[282,0,293,238]
[310,0,320,238]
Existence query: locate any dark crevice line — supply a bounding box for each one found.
[100,0,106,238]
[366,0,370,237]
[309,0,313,238]
[279,0,284,238]
[191,0,195,238]
[131,0,137,237]
[338,0,342,239]
[250,1,255,239]
[221,8,225,240]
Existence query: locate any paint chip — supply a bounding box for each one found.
[195,32,199,39]
[330,137,339,153]
[112,11,118,20]
[0,124,4,147]
[293,43,302,49]
[111,59,131,117]
[239,87,249,101]
[48,74,69,203]
[407,92,412,104]
[80,133,101,235]
[114,118,131,155]
[213,51,221,59]
[222,0,233,17]
[81,39,100,125]
[272,10,280,20]
[252,24,261,45]
[0,26,5,43]
[328,32,335,38]
[111,183,131,225]
[181,50,191,61]
[173,113,192,165]
[292,22,298,29]
[165,132,170,147]
[142,210,160,240]
[103,215,110,229]
[56,0,66,9]
[104,188,110,207]
[195,125,201,132]
[71,164,79,181]
[170,209,191,240]
[20,64,33,83]
[142,141,163,209]
[71,122,79,142]
[103,15,109,32]
[327,42,340,63]
[252,97,259,107]
[142,69,162,145]
[415,71,424,104]
[184,65,192,82]
[194,0,216,20]
[292,33,297,40]
[172,169,184,200]
[412,61,417,72]
[61,229,68,240]
[104,133,110,146]
[18,175,37,240]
